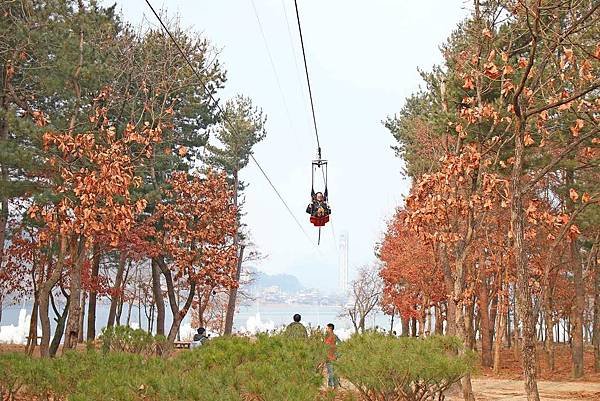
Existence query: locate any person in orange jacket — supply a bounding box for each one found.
[324,323,340,388]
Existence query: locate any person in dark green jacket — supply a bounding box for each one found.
[284,314,308,338]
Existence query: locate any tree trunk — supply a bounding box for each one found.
[512,286,520,359]
[25,299,39,356]
[64,237,86,350]
[149,303,155,333]
[116,261,131,327]
[435,305,444,335]
[107,252,127,327]
[493,301,506,374]
[194,288,213,329]
[454,258,475,401]
[126,293,134,326]
[571,240,585,378]
[50,292,69,357]
[0,91,8,263]
[39,281,58,357]
[489,292,498,344]
[61,1,85,349]
[151,258,165,336]
[167,283,196,342]
[156,257,191,344]
[78,292,86,343]
[224,169,241,335]
[39,237,66,358]
[543,286,556,371]
[401,314,410,337]
[507,302,512,349]
[350,310,359,334]
[479,281,493,367]
[439,244,457,335]
[224,243,245,335]
[466,296,477,350]
[494,263,509,374]
[223,253,241,335]
[511,118,540,401]
[593,245,599,373]
[86,249,101,341]
[411,316,418,337]
[0,197,7,266]
[419,307,427,337]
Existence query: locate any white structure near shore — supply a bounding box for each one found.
[0,308,38,344]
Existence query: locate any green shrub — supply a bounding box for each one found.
[0,334,327,401]
[100,325,164,356]
[68,352,164,401]
[335,333,475,401]
[171,335,326,401]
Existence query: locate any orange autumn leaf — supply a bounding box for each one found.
[581,192,591,203]
[569,188,579,202]
[563,47,574,62]
[569,119,584,137]
[483,62,501,79]
[463,76,475,90]
[524,133,535,146]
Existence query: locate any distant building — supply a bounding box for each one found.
[339,231,349,292]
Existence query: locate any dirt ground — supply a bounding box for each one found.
[451,346,600,401]
[444,380,600,401]
[476,346,600,382]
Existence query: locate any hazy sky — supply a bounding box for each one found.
[108,0,469,291]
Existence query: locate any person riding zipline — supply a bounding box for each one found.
[308,158,330,238]
[306,191,331,219]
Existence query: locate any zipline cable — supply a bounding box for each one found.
[294,1,337,247]
[144,0,314,245]
[293,0,321,158]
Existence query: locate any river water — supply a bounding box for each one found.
[1,301,395,343]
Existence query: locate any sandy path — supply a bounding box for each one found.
[446,379,600,401]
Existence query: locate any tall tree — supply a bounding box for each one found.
[156,171,237,342]
[345,264,383,334]
[206,95,266,335]
[385,1,598,398]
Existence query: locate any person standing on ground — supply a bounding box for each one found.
[284,314,308,338]
[324,323,340,388]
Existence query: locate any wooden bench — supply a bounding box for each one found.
[26,336,40,345]
[173,341,191,349]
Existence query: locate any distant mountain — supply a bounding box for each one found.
[250,270,305,294]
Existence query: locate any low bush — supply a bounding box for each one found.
[335,334,475,401]
[99,325,167,356]
[0,334,326,401]
[0,333,474,401]
[170,335,326,401]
